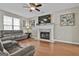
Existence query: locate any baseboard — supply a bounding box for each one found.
[32,38,54,43]
[54,40,79,45]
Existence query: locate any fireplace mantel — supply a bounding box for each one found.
[36,23,54,29]
[36,23,54,42]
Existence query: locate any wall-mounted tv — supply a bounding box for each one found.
[38,14,51,24]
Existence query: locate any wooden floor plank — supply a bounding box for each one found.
[17,39,79,56]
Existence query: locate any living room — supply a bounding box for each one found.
[0,3,79,56]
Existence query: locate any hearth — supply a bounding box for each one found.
[40,32,50,40]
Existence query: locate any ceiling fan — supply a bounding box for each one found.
[24,3,42,12]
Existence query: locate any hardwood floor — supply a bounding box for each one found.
[18,38,79,56]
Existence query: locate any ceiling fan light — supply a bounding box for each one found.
[30,7,35,10]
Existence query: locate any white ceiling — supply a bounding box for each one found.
[0,3,79,18]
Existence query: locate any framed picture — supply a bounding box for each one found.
[60,13,75,26]
[30,20,35,27]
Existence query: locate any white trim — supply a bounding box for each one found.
[32,38,79,45]
[54,39,79,45]
[39,39,54,43]
[32,38,54,43]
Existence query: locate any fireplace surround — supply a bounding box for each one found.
[36,23,54,42]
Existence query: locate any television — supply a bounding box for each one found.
[38,14,51,24]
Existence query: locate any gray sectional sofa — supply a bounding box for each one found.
[0,30,28,41]
[0,39,35,56]
[0,30,36,56]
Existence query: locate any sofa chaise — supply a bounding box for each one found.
[0,39,35,56]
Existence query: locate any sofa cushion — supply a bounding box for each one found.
[0,31,3,38]
[3,34,11,37]
[0,39,4,52]
[0,32,1,37]
[10,45,35,56]
[1,36,15,41]
[22,34,26,36]
[0,51,6,56]
[4,42,21,54]
[0,30,28,41]
[15,34,27,38]
[0,39,9,56]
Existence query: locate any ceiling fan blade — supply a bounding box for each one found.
[36,4,42,7]
[35,8,40,11]
[29,3,36,6]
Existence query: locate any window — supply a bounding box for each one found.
[3,16,20,30]
[3,16,12,30]
[13,18,20,30]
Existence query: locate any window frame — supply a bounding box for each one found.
[3,15,21,30]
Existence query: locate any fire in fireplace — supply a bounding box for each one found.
[40,32,50,40]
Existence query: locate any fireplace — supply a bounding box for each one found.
[40,32,50,40]
[36,24,54,42]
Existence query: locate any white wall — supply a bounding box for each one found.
[29,17,38,39]
[0,9,27,30]
[54,7,79,43]
[29,7,79,44]
[0,14,3,30]
[29,13,54,39]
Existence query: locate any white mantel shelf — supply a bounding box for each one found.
[36,23,54,29]
[36,23,54,26]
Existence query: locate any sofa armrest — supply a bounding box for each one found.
[3,40,17,44]
[9,45,35,56]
